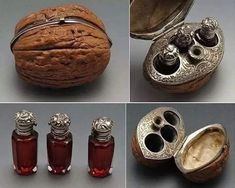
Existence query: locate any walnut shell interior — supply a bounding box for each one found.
[175,124,227,174]
[182,131,224,170]
[130,0,193,39]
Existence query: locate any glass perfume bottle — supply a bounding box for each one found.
[47,113,73,175]
[88,117,115,177]
[11,110,38,175]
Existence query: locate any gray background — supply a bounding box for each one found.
[0,0,129,102]
[130,0,235,102]
[127,104,235,188]
[0,103,125,188]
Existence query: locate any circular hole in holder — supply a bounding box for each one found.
[189,45,205,62]
[144,134,164,153]
[195,29,219,47]
[193,48,202,56]
[161,125,178,143]
[163,111,180,126]
[153,55,180,75]
[153,116,162,125]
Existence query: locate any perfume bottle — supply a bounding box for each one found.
[47,113,73,175]
[154,44,180,75]
[88,117,115,177]
[195,17,219,47]
[11,110,38,175]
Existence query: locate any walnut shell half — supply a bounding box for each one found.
[11,4,111,88]
[175,124,229,183]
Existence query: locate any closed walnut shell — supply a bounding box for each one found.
[11,4,111,88]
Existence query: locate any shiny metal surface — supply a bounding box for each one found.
[135,107,185,160]
[130,0,194,40]
[144,22,224,86]
[10,16,112,51]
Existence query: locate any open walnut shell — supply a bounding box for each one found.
[131,107,229,183]
[11,4,111,88]
[130,0,224,93]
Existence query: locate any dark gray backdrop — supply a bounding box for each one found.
[127,104,235,188]
[130,0,235,102]
[0,103,125,188]
[0,0,129,102]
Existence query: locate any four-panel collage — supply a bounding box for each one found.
[0,0,234,188]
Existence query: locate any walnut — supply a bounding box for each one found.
[11,4,111,88]
[131,107,230,183]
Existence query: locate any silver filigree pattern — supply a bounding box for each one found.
[15,110,37,126]
[15,110,37,136]
[136,107,185,160]
[200,17,218,40]
[92,117,114,132]
[145,22,224,85]
[159,44,179,66]
[91,117,114,142]
[174,25,194,48]
[49,113,71,128]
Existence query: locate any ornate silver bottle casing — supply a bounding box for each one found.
[91,117,114,142]
[15,110,37,136]
[130,0,224,93]
[48,113,71,139]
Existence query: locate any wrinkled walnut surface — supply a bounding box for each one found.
[182,131,224,170]
[12,4,111,88]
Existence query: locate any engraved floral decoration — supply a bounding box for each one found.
[145,22,224,85]
[137,107,185,160]
[49,113,71,128]
[92,117,114,133]
[15,110,37,126]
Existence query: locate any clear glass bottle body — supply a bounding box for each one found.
[12,130,38,175]
[88,135,114,177]
[47,132,73,174]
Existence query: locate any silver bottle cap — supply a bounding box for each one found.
[15,110,37,136]
[175,25,193,48]
[91,117,114,142]
[159,44,179,66]
[200,17,218,40]
[49,113,71,138]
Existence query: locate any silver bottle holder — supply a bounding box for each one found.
[130,0,224,93]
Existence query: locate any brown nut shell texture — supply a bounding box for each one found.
[11,4,111,88]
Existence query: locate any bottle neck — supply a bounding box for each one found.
[91,129,112,142]
[15,124,34,136]
[51,126,69,140]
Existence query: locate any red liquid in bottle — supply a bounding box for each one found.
[47,132,73,174]
[12,130,38,175]
[88,135,114,177]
